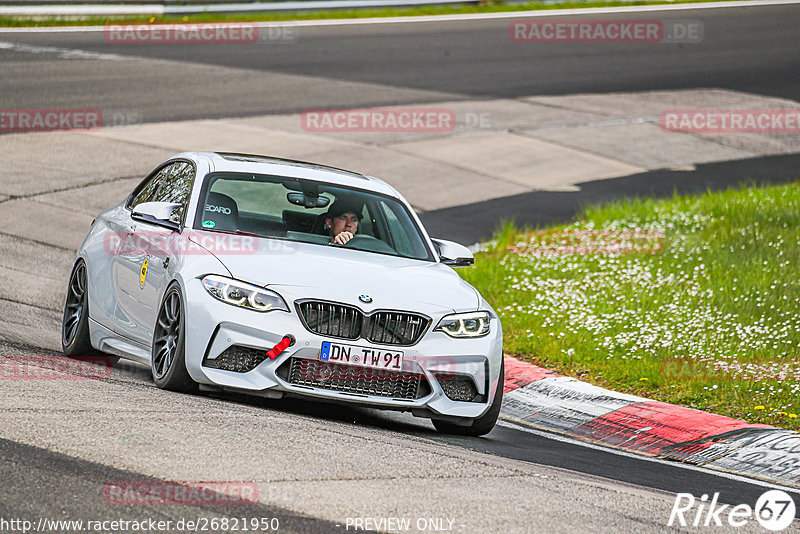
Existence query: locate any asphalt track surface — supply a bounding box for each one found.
[0,436,346,534]
[425,152,800,243]
[2,3,800,243]
[3,343,799,523]
[2,3,800,531]
[0,4,799,119]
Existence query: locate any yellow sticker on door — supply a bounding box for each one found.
[139,258,149,289]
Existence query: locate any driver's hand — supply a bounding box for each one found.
[333,231,354,245]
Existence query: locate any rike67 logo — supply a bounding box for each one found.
[669,490,796,531]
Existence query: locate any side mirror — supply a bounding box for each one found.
[431,238,474,267]
[132,202,182,231]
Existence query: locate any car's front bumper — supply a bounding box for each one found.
[182,277,503,420]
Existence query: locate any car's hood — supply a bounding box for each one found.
[203,237,479,314]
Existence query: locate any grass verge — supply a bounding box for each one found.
[461,183,800,430]
[1,0,740,28]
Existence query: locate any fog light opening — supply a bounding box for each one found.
[434,372,482,403]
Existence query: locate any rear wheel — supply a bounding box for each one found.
[62,260,119,363]
[432,359,504,437]
[152,283,196,392]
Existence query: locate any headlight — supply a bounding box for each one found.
[201,275,288,312]
[434,311,491,338]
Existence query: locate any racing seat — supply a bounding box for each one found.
[282,210,317,234]
[202,192,240,232]
[310,213,330,236]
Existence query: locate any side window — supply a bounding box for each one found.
[130,166,170,208]
[379,201,413,256]
[358,201,375,237]
[156,162,195,224]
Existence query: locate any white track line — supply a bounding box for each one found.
[0,0,798,33]
[0,40,126,59]
[498,418,800,495]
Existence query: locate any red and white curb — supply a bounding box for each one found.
[500,356,800,489]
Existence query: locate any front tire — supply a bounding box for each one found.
[151,283,196,392]
[432,359,504,437]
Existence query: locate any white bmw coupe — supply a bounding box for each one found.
[62,152,503,435]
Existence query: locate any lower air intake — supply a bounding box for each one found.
[286,357,428,400]
[203,345,266,373]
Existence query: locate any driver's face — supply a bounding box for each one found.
[328,211,359,236]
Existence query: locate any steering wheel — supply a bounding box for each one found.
[344,234,396,254]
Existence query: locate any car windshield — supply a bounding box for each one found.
[194,172,433,261]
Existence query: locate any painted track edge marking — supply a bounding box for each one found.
[499,356,800,489]
[1,0,799,32]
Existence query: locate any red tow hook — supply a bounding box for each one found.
[266,335,294,360]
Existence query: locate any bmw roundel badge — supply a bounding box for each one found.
[358,295,373,303]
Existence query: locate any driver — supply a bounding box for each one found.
[325,200,363,245]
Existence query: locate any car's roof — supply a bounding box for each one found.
[176,151,400,197]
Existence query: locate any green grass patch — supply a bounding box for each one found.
[0,0,742,28]
[462,183,800,430]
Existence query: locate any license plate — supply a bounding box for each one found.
[319,341,403,371]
